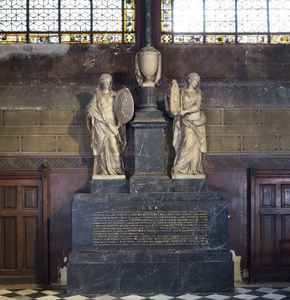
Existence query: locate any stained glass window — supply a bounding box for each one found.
[0,0,135,44]
[161,0,290,44]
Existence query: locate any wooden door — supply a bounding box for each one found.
[0,178,46,283]
[251,171,290,281]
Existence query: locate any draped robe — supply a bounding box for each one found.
[87,90,124,176]
[172,88,207,176]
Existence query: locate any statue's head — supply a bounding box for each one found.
[187,72,200,88]
[98,73,112,91]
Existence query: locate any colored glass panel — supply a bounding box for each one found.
[269,0,290,33]
[92,0,122,32]
[0,0,135,44]
[237,0,268,33]
[0,0,26,32]
[173,0,203,33]
[61,0,91,32]
[161,0,172,33]
[29,0,58,31]
[205,0,235,33]
[161,0,290,44]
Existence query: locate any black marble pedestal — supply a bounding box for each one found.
[68,186,234,294]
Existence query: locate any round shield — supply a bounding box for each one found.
[114,88,135,124]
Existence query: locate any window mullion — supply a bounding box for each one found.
[203,0,205,43]
[90,0,93,43]
[122,0,125,43]
[58,0,61,43]
[267,0,270,43]
[26,0,30,43]
[235,0,238,43]
[172,0,174,43]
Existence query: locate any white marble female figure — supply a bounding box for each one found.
[169,73,207,178]
[87,73,134,178]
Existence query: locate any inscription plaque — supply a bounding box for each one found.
[92,210,209,247]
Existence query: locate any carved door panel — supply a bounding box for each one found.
[0,179,44,282]
[252,173,290,281]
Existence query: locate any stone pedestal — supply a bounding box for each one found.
[68,189,233,294]
[127,120,168,176]
[126,87,169,179]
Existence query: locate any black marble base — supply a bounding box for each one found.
[68,191,234,294]
[90,179,129,193]
[129,176,172,193]
[90,178,210,194]
[129,177,209,193]
[69,250,233,294]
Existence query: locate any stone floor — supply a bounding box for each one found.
[0,286,290,300]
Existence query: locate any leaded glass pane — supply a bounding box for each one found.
[0,33,26,43]
[29,0,58,31]
[205,0,235,33]
[93,0,122,32]
[161,0,172,33]
[0,0,26,32]
[61,33,91,43]
[237,0,268,33]
[29,33,59,43]
[124,0,135,33]
[271,34,290,44]
[173,0,203,33]
[124,33,135,43]
[161,34,173,43]
[93,33,122,43]
[61,0,91,31]
[206,34,235,43]
[269,0,290,33]
[174,34,203,43]
[238,34,268,43]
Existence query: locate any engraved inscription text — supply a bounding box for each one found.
[92,211,209,247]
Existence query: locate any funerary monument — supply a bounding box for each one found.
[68,0,234,294]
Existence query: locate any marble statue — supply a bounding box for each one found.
[135,45,162,87]
[87,73,134,178]
[169,72,207,178]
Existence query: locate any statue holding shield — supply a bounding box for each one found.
[87,73,134,178]
[169,72,207,178]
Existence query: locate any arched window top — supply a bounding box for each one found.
[0,0,135,44]
[161,0,290,44]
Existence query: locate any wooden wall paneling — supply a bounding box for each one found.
[0,217,17,271]
[23,216,38,270]
[251,170,290,281]
[0,170,49,283]
[41,167,49,284]
[280,215,290,266]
